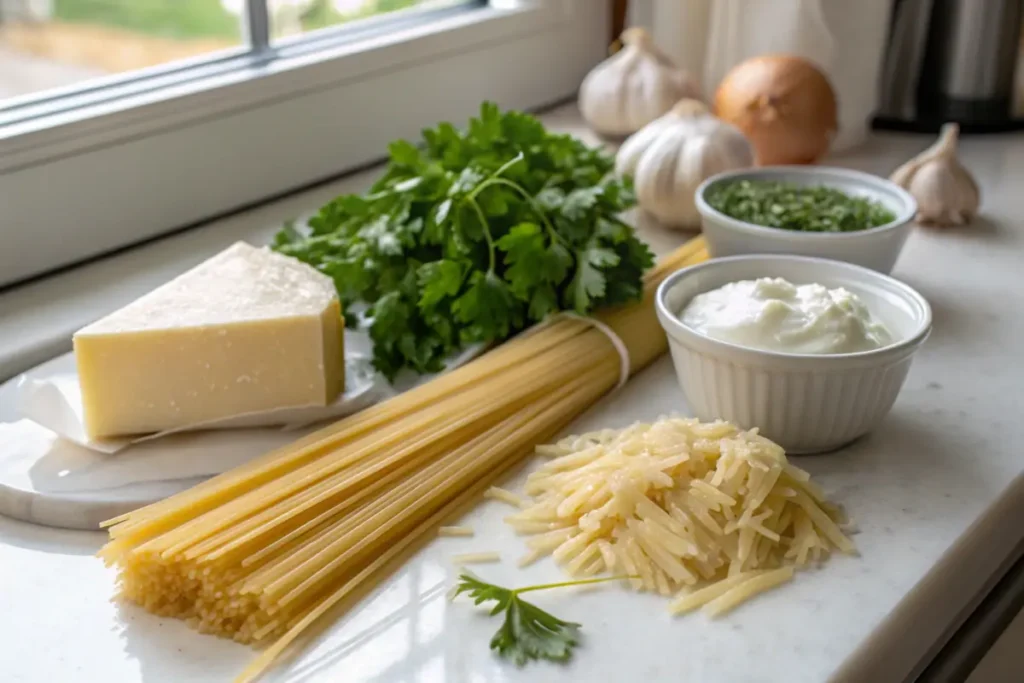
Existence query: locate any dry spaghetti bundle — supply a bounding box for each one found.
[508,418,855,615]
[99,237,708,681]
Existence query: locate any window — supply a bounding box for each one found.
[0,0,608,287]
[0,1,243,102]
[0,1,470,102]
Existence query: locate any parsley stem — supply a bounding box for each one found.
[487,152,526,183]
[465,153,524,203]
[513,575,636,595]
[476,177,565,246]
[467,152,564,248]
[464,196,496,272]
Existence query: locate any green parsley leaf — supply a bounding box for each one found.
[535,187,566,211]
[452,270,520,342]
[561,187,602,221]
[388,139,422,168]
[449,167,486,197]
[528,284,560,320]
[500,109,547,146]
[567,243,619,312]
[469,101,503,146]
[496,222,569,300]
[272,220,303,247]
[433,198,453,225]
[417,260,464,309]
[476,187,511,216]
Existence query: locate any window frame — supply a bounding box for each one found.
[0,0,480,132]
[0,0,608,288]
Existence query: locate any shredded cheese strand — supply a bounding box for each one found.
[451,552,502,564]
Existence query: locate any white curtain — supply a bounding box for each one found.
[635,0,894,151]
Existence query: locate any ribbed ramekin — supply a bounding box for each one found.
[655,255,932,454]
[695,166,918,274]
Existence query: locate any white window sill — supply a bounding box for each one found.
[0,103,609,381]
[0,159,376,381]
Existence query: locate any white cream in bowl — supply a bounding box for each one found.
[680,277,893,355]
[654,255,932,454]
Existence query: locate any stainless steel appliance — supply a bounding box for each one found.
[874,0,1024,132]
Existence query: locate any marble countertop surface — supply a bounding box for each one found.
[1,105,1022,683]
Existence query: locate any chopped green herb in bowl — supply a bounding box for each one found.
[705,179,897,233]
[694,167,917,273]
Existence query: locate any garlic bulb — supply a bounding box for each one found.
[616,99,754,229]
[579,27,700,137]
[890,123,979,226]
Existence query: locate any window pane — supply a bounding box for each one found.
[269,0,468,42]
[0,0,242,103]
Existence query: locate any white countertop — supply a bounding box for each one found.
[1,105,1023,683]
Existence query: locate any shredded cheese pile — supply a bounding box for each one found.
[506,418,855,616]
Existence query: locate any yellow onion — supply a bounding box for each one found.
[714,55,838,165]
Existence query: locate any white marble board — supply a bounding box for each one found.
[0,339,479,530]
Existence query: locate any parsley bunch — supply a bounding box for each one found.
[274,103,652,380]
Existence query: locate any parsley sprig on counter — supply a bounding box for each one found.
[452,571,628,666]
[274,103,652,380]
[705,179,896,233]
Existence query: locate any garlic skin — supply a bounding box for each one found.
[890,123,980,226]
[616,99,754,229]
[579,27,700,137]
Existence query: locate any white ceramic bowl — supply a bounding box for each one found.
[655,255,932,454]
[695,166,918,274]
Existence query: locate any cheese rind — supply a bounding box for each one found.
[73,242,344,439]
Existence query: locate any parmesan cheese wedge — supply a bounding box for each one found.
[73,242,344,439]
